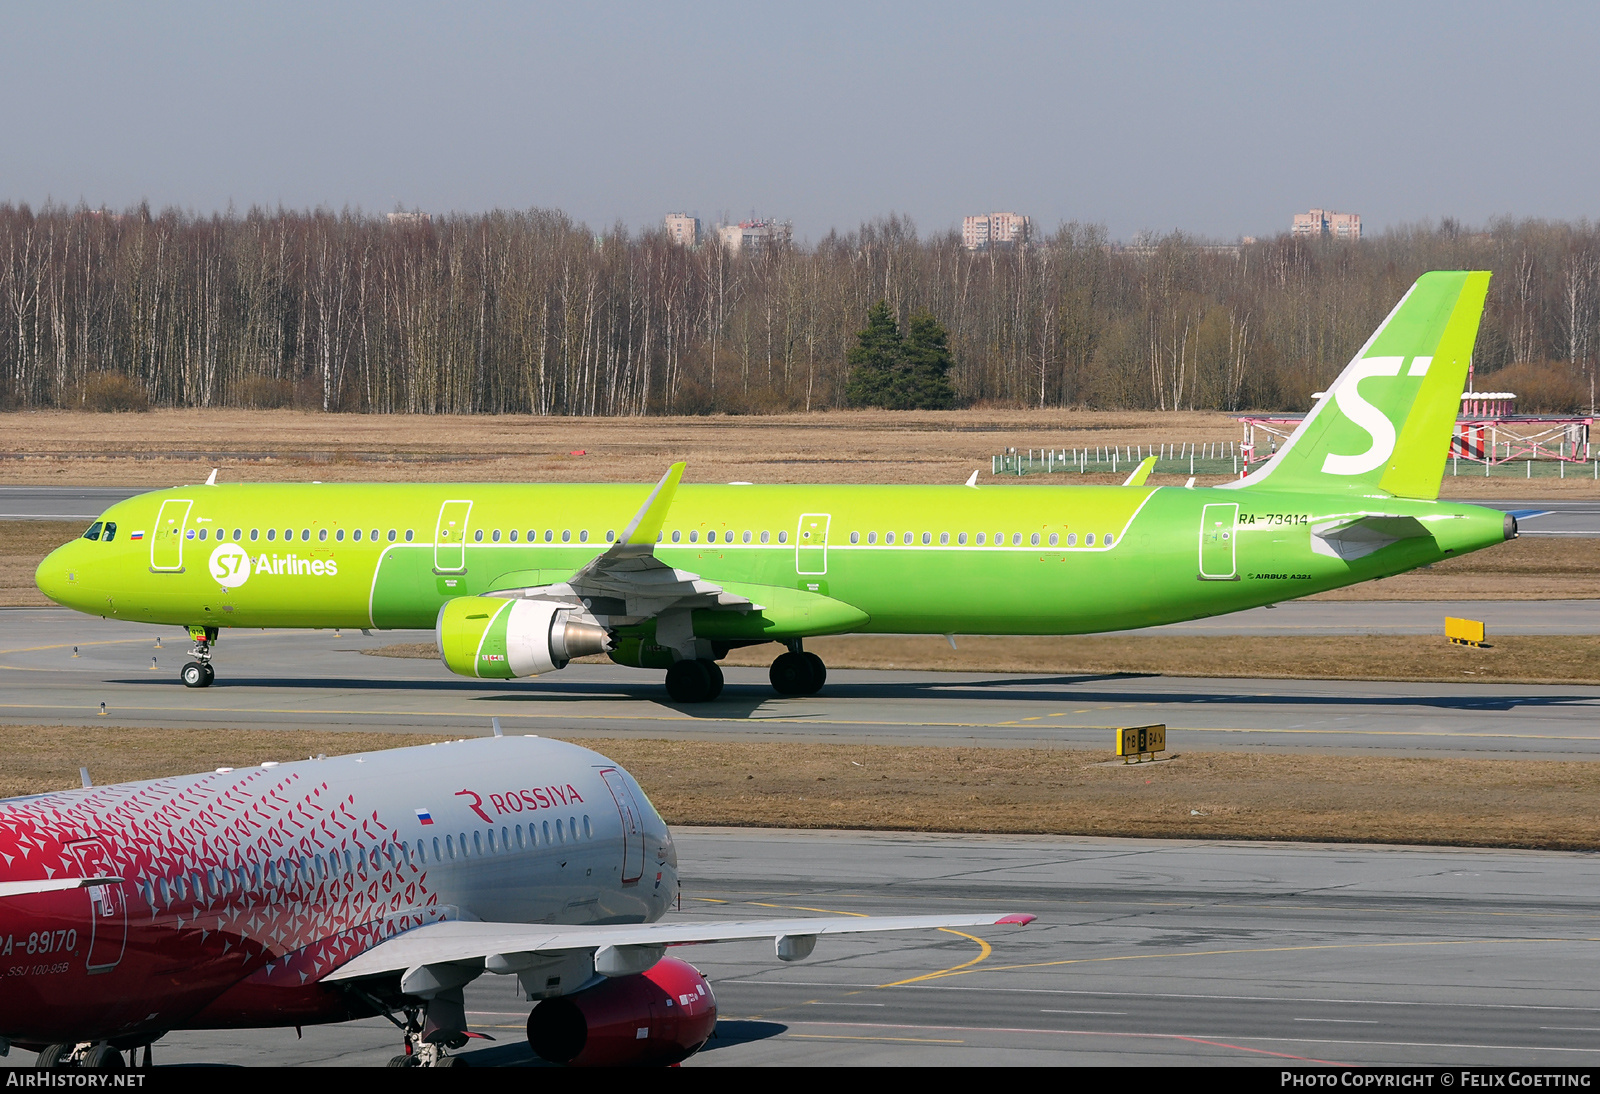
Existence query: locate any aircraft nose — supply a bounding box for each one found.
[34,542,81,606]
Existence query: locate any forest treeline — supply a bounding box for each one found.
[2,203,1597,416]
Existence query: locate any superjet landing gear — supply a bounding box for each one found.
[770,642,825,697]
[375,994,472,1067]
[180,625,218,688]
[664,658,724,703]
[34,1042,133,1069]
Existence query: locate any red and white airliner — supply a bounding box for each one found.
[0,729,1033,1068]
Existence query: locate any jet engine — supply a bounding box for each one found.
[435,595,610,679]
[525,956,716,1067]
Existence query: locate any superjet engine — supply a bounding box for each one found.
[525,956,717,1067]
[436,595,611,679]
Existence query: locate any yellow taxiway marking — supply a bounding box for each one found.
[880,929,993,988]
[891,936,1600,985]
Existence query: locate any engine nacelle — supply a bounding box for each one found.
[435,595,610,679]
[525,956,716,1067]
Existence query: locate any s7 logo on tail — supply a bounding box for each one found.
[1321,356,1405,476]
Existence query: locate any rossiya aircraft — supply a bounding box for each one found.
[0,729,1035,1068]
[36,271,1513,703]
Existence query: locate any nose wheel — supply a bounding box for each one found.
[180,661,215,688]
[179,626,218,688]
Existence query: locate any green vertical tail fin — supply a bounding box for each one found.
[1230,270,1491,499]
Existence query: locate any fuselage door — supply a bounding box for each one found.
[434,499,473,573]
[599,768,645,884]
[795,513,831,575]
[1198,503,1241,580]
[150,499,193,572]
[64,839,126,973]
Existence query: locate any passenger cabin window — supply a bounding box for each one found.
[266,529,276,541]
[492,529,501,542]
[760,531,770,544]
[232,528,241,540]
[1085,533,1096,545]
[405,529,414,542]
[867,531,877,544]
[544,529,553,542]
[778,531,788,543]
[474,529,483,542]
[335,529,344,541]
[939,532,949,545]
[198,528,208,541]
[1049,533,1059,546]
[671,530,681,543]
[562,530,572,543]
[976,533,985,544]
[387,530,396,542]
[510,530,518,542]
[958,532,967,545]
[605,530,614,542]
[1031,533,1041,546]
[318,529,328,542]
[83,521,103,541]
[353,529,362,541]
[251,529,260,541]
[849,532,859,544]
[1105,533,1116,546]
[1067,533,1077,546]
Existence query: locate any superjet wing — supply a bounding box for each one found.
[499,463,756,624]
[322,912,1036,984]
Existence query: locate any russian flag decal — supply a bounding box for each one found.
[130,530,145,540]
[415,809,433,825]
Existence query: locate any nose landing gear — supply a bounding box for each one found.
[180,625,218,688]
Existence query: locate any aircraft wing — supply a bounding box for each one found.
[496,463,756,639]
[322,912,1035,984]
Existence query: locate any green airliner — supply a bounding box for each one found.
[36,271,1512,703]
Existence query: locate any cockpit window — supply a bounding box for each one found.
[103,522,116,541]
[82,521,103,541]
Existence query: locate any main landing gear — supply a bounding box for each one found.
[770,641,825,697]
[35,1040,153,1069]
[180,625,218,689]
[664,658,724,703]
[658,642,828,703]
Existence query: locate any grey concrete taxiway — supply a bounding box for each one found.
[5,608,1600,759]
[10,830,1600,1067]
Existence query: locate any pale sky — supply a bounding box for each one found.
[3,1,1596,241]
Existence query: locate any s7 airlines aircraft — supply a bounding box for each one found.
[0,731,1034,1068]
[36,272,1512,702]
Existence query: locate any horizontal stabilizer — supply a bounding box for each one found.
[1310,515,1431,561]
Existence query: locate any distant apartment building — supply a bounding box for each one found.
[1292,209,1361,240]
[715,218,792,254]
[963,212,1032,250]
[663,213,700,246]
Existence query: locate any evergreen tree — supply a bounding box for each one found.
[844,299,902,408]
[900,309,959,409]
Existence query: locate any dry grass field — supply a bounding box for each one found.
[3,407,1596,496]
[7,725,1600,851]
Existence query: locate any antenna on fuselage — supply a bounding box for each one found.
[492,717,503,738]
[79,766,92,789]
[205,468,218,486]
